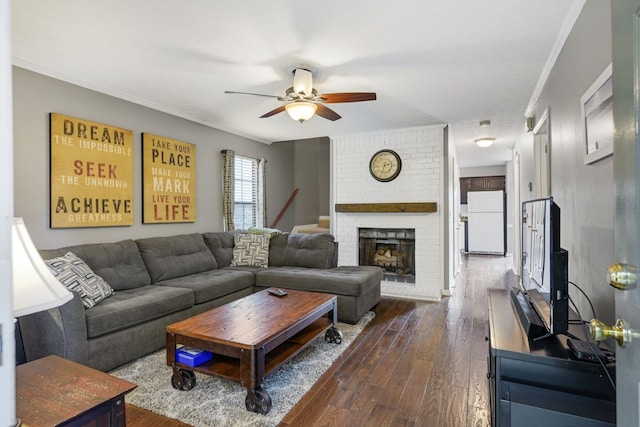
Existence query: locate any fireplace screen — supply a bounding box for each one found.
[359,228,415,283]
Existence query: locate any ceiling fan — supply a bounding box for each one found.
[224,67,376,123]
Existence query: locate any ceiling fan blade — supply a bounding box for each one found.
[315,104,342,121]
[225,90,284,100]
[260,105,287,118]
[319,92,377,103]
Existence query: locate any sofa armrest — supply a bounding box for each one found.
[18,292,89,366]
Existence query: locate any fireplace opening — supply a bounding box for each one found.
[359,228,415,283]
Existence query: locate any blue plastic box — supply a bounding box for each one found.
[176,347,213,367]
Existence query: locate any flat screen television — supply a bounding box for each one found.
[511,197,569,339]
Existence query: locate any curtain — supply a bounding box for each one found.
[221,149,235,231]
[257,158,267,227]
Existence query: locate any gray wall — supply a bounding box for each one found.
[460,165,506,178]
[514,1,615,323]
[293,137,330,226]
[13,67,296,248]
[275,137,330,228]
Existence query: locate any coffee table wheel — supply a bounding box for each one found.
[245,386,272,414]
[171,368,196,391]
[325,326,343,344]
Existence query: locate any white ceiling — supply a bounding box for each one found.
[11,0,579,168]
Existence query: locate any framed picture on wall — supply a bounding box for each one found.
[581,63,613,164]
[141,133,196,223]
[49,113,134,228]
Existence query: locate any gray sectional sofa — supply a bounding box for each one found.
[18,231,381,372]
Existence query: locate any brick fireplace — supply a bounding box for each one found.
[331,125,447,300]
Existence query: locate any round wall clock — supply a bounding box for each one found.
[369,149,402,182]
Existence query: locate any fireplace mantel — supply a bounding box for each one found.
[334,202,437,213]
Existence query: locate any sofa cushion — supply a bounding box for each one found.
[44,252,114,309]
[267,233,288,267]
[39,240,151,291]
[84,285,194,338]
[254,265,382,297]
[282,233,335,269]
[202,231,237,268]
[154,269,255,304]
[137,233,218,283]
[231,233,270,267]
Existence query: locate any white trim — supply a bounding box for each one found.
[329,123,448,141]
[1,0,16,424]
[581,63,614,164]
[524,0,587,118]
[532,107,549,135]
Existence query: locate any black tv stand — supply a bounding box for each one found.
[488,288,615,426]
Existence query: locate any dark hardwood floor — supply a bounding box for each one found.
[126,254,512,426]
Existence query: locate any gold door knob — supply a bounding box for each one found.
[590,318,640,347]
[606,263,637,290]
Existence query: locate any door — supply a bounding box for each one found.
[485,176,506,191]
[513,152,522,275]
[533,108,551,198]
[611,1,640,425]
[468,177,487,191]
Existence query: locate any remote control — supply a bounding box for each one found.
[268,288,287,297]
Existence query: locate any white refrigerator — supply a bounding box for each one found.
[467,190,505,254]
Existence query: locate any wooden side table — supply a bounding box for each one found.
[16,355,137,427]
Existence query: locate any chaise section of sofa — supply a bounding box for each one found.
[250,233,381,323]
[255,265,381,324]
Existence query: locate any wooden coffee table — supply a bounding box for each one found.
[166,288,342,414]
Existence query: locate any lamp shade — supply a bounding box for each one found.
[285,101,318,123]
[12,217,73,317]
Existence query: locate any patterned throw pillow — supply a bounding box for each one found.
[44,252,114,309]
[231,233,270,268]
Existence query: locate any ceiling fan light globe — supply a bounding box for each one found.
[475,137,495,148]
[285,101,317,123]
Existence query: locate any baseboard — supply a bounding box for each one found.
[381,291,441,302]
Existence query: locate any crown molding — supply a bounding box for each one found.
[524,0,587,118]
[12,59,272,144]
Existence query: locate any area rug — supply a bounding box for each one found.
[110,311,374,427]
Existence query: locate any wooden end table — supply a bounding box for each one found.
[166,288,342,414]
[16,355,137,427]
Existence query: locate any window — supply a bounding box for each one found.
[221,149,266,231]
[234,155,264,229]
